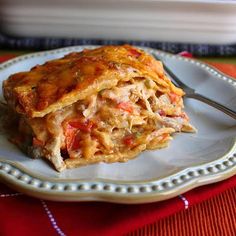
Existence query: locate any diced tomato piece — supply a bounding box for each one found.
[64,125,77,150]
[158,109,166,116]
[64,118,95,151]
[128,49,141,58]
[168,92,179,104]
[68,119,94,132]
[123,134,135,147]
[161,133,169,141]
[64,124,82,151]
[71,133,81,150]
[32,137,44,147]
[117,102,133,113]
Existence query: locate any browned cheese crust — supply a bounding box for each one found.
[3,45,183,118]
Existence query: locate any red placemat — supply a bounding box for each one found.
[0,55,235,236]
[127,187,236,236]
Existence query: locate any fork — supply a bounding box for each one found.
[154,55,236,120]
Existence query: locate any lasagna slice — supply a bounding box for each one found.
[3,45,196,171]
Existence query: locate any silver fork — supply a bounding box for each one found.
[154,55,236,120]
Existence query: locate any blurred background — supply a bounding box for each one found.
[0,0,236,57]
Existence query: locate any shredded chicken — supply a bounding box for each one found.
[31,78,194,163]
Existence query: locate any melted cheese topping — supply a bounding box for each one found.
[3,45,183,118]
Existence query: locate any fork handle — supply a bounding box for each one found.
[186,93,236,119]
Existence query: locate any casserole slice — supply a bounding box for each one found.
[3,45,195,171]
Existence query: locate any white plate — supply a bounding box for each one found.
[0,46,235,203]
